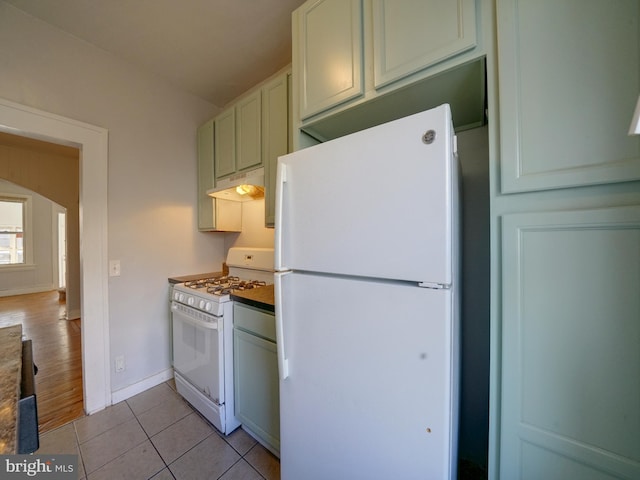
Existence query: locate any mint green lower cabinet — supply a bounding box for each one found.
[500,205,640,479]
[233,305,280,455]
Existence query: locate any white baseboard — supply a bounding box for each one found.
[110,368,174,404]
[0,284,55,297]
[66,308,81,320]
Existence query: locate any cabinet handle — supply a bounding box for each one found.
[274,271,290,380]
[274,162,287,271]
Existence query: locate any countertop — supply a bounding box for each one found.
[168,271,223,285]
[0,323,23,454]
[231,284,275,312]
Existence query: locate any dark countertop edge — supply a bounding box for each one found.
[231,284,275,312]
[168,271,223,284]
[231,294,275,313]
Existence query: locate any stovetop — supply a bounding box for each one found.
[172,275,271,314]
[182,276,267,297]
[171,247,274,313]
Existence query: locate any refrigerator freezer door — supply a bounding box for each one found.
[275,104,455,284]
[277,272,457,480]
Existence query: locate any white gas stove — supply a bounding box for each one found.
[171,247,274,434]
[172,276,268,315]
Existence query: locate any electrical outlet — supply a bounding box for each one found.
[115,355,125,373]
[109,260,121,277]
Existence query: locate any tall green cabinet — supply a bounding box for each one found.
[492,1,640,479]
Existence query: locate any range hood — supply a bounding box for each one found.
[207,167,265,202]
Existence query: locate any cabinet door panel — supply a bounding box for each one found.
[236,90,262,172]
[372,0,477,89]
[214,107,235,180]
[298,0,363,119]
[500,206,640,479]
[197,119,215,230]
[234,329,280,454]
[262,73,289,227]
[498,0,640,192]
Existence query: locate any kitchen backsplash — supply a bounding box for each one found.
[224,198,275,251]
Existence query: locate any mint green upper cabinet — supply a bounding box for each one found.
[236,90,262,172]
[262,72,290,227]
[203,67,289,226]
[214,107,236,180]
[372,0,477,89]
[197,119,242,232]
[293,0,484,142]
[498,0,640,193]
[197,119,215,230]
[298,0,364,120]
[215,90,263,182]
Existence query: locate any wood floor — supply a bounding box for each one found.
[0,290,84,434]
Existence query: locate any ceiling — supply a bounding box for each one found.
[4,0,306,108]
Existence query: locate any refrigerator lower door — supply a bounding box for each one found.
[276,272,458,480]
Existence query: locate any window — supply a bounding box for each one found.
[0,195,31,266]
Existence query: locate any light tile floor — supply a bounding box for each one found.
[37,379,280,480]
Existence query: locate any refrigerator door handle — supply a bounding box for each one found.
[274,162,287,271]
[274,271,290,380]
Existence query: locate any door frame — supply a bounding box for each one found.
[0,97,111,414]
[56,208,66,291]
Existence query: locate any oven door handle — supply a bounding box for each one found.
[171,303,219,330]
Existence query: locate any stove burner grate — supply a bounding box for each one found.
[183,277,267,296]
[207,279,267,296]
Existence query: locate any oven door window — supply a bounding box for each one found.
[172,304,225,405]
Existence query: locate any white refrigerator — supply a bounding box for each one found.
[274,104,460,480]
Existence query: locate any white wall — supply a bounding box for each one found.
[0,1,226,392]
[0,179,58,295]
[225,198,275,251]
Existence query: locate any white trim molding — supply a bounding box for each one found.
[0,97,111,414]
[111,369,174,404]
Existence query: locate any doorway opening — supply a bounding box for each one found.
[0,97,110,417]
[0,170,82,432]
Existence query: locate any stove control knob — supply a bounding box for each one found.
[198,299,205,310]
[203,302,212,312]
[187,296,195,306]
[176,292,184,302]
